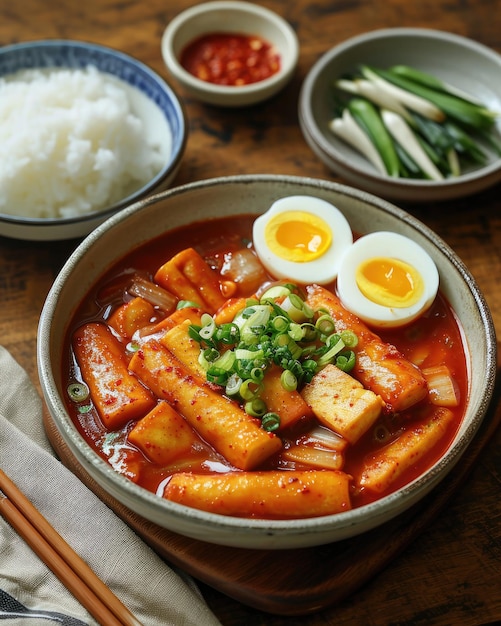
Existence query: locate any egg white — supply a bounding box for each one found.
[252,195,353,285]
[337,231,439,328]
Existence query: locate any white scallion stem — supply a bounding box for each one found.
[362,67,445,122]
[354,78,413,122]
[447,147,461,177]
[329,108,387,175]
[381,109,444,180]
[335,78,360,95]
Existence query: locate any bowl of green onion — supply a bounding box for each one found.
[299,28,501,202]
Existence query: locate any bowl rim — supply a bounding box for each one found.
[161,0,299,97]
[298,27,501,198]
[0,38,188,228]
[37,174,498,546]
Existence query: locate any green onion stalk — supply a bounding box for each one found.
[330,63,500,180]
[189,284,358,431]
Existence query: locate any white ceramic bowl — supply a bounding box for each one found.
[161,1,299,107]
[38,175,497,549]
[0,40,187,241]
[299,28,501,202]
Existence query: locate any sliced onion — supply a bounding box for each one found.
[300,425,348,452]
[220,249,268,294]
[128,277,177,313]
[422,364,460,407]
[281,445,344,470]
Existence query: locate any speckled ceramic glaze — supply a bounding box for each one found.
[161,1,299,107]
[0,40,187,240]
[38,175,497,549]
[299,28,501,202]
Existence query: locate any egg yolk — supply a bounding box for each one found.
[264,210,332,263]
[356,257,424,308]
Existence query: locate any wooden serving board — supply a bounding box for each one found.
[43,369,501,617]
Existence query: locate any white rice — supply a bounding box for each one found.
[0,65,165,219]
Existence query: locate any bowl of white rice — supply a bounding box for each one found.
[0,40,187,241]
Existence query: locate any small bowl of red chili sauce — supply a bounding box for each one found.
[161,1,299,107]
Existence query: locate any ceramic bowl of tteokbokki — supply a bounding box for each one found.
[37,175,497,549]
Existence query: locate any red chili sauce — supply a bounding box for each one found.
[180,32,281,86]
[64,215,468,517]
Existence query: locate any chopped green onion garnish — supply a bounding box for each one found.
[316,314,335,335]
[317,335,345,368]
[206,366,230,385]
[235,347,264,361]
[177,300,201,309]
[340,330,358,349]
[237,305,272,344]
[261,412,281,432]
[239,379,263,401]
[225,372,242,397]
[245,398,267,418]
[288,322,304,342]
[250,367,265,383]
[260,285,292,300]
[281,294,309,322]
[335,350,356,373]
[202,348,236,378]
[188,324,203,342]
[78,404,92,414]
[199,313,216,340]
[271,315,289,332]
[216,322,240,345]
[281,369,298,392]
[189,289,359,431]
[213,349,236,371]
[300,323,317,342]
[273,333,302,360]
[203,347,220,363]
[326,333,342,348]
[302,359,318,383]
[67,381,90,402]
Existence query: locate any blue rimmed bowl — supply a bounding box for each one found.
[0,40,187,241]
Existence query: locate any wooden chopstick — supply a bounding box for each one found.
[0,469,143,626]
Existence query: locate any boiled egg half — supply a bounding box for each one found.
[337,231,439,329]
[252,195,353,284]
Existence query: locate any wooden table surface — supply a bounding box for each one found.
[1,1,501,624]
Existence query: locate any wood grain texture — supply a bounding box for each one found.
[1,1,501,624]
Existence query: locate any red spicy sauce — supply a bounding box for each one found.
[180,32,281,86]
[64,215,469,517]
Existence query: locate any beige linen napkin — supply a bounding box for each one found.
[0,346,222,626]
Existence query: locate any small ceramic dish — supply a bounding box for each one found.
[0,40,187,241]
[38,174,497,550]
[299,28,501,202]
[161,1,299,107]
